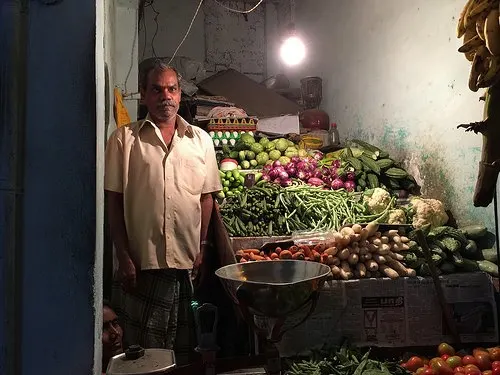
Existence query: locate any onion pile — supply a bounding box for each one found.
[261,153,357,191]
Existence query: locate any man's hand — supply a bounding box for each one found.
[117,257,137,292]
[192,244,206,281]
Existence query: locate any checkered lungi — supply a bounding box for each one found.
[111,269,196,365]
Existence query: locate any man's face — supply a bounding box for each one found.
[142,68,181,122]
[102,306,123,363]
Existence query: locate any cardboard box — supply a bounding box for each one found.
[255,273,498,357]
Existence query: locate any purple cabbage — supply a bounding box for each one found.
[312,151,324,161]
[281,178,293,187]
[346,171,356,181]
[332,159,341,168]
[272,160,282,168]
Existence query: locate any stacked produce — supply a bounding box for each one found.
[401,342,500,375]
[402,224,498,277]
[220,185,399,237]
[218,169,262,198]
[221,134,304,170]
[287,342,410,375]
[261,155,358,190]
[325,139,420,195]
[456,0,500,92]
[236,222,421,280]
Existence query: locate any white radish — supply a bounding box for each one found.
[364,252,372,260]
[359,247,368,255]
[356,262,367,278]
[325,246,338,256]
[348,253,359,265]
[331,265,341,277]
[338,248,350,260]
[399,236,410,243]
[340,261,353,280]
[392,235,402,244]
[378,244,391,255]
[351,224,363,234]
[372,254,387,264]
[380,236,389,244]
[370,237,382,246]
[388,251,404,261]
[359,228,370,241]
[365,222,379,237]
[386,258,412,277]
[365,259,379,272]
[379,264,399,279]
[368,243,379,253]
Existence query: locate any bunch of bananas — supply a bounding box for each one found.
[457,0,500,92]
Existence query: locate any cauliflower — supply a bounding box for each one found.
[409,197,448,229]
[387,209,407,225]
[363,188,391,214]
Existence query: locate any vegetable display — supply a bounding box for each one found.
[402,224,499,277]
[220,185,396,237]
[286,342,411,375]
[401,342,500,375]
[236,222,419,280]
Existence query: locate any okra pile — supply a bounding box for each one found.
[220,185,395,237]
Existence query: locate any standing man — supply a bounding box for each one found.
[104,60,221,364]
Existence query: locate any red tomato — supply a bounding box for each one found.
[492,361,500,370]
[455,367,466,373]
[439,343,457,357]
[447,356,463,369]
[464,365,482,375]
[406,357,426,372]
[430,358,454,375]
[441,355,451,361]
[475,353,492,371]
[492,367,500,375]
[416,367,427,375]
[424,369,438,375]
[488,349,500,362]
[463,356,480,367]
[483,371,493,375]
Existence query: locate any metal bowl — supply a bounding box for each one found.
[215,260,331,318]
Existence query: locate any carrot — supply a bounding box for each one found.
[279,250,292,259]
[240,257,247,263]
[235,250,245,257]
[249,253,265,261]
[270,252,279,260]
[243,249,260,254]
[292,251,305,260]
[288,245,298,254]
[298,244,312,257]
[312,250,322,262]
[265,256,272,261]
[320,253,329,264]
[324,246,338,256]
[259,251,265,257]
[275,247,282,254]
[313,243,326,253]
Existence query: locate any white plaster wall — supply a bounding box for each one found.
[289,0,494,228]
[139,0,206,62]
[139,0,269,81]
[114,0,139,124]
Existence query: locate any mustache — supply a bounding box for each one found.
[159,100,176,107]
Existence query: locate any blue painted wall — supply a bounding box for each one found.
[1,0,98,374]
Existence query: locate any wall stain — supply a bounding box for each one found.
[345,118,494,229]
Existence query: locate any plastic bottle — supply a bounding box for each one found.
[329,123,340,146]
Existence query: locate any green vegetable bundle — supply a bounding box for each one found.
[286,342,410,375]
[220,184,395,237]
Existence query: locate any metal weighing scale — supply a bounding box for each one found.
[106,260,330,375]
[215,260,331,375]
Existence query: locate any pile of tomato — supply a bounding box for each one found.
[401,343,500,375]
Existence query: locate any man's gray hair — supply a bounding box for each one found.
[139,58,182,90]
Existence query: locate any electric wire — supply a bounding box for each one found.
[213,0,264,14]
[166,0,204,65]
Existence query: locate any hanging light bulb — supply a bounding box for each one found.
[280,26,306,66]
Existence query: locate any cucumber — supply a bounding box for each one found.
[477,260,499,277]
[460,224,487,239]
[460,239,481,260]
[440,261,456,274]
[461,258,480,272]
[482,248,498,263]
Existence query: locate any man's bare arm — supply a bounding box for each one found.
[200,193,214,244]
[106,190,133,264]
